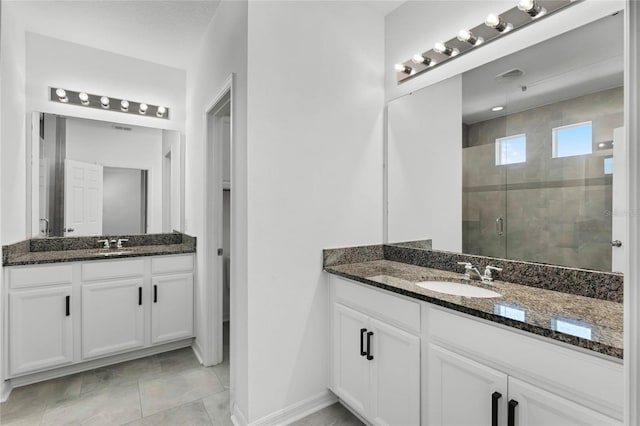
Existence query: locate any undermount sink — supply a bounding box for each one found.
[99,250,132,257]
[416,280,501,298]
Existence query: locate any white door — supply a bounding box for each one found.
[611,127,625,273]
[81,279,144,359]
[151,273,194,344]
[427,344,508,426]
[368,318,420,426]
[507,377,621,426]
[65,159,103,236]
[9,286,73,376]
[332,303,370,417]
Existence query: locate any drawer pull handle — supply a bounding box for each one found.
[492,392,502,426]
[508,399,518,426]
[360,328,367,356]
[65,295,70,316]
[138,287,142,306]
[366,331,374,360]
[154,285,158,303]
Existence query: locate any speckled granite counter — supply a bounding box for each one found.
[3,232,196,266]
[324,249,623,359]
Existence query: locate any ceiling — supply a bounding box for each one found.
[8,0,221,69]
[462,11,624,124]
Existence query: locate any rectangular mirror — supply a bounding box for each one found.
[387,11,624,273]
[31,113,183,238]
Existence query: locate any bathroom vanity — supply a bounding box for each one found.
[2,233,196,386]
[324,245,623,426]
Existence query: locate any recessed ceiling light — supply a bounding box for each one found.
[491,106,505,112]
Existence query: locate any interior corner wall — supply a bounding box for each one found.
[245,1,384,421]
[184,0,248,419]
[25,33,186,132]
[385,0,625,102]
[1,1,27,245]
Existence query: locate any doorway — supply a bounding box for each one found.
[204,78,233,391]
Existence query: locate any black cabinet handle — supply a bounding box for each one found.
[360,328,367,356]
[508,399,519,426]
[492,392,502,426]
[153,285,158,303]
[366,331,374,360]
[65,295,70,316]
[138,287,142,306]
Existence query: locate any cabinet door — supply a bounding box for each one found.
[368,318,420,426]
[332,303,370,416]
[151,273,194,344]
[82,279,144,359]
[9,286,73,376]
[507,377,622,426]
[427,344,508,426]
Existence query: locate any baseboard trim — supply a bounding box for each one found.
[0,380,12,403]
[231,401,249,426]
[249,390,337,426]
[8,339,193,388]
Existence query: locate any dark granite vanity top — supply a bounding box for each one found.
[2,232,196,266]
[324,245,623,359]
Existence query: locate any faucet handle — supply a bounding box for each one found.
[457,261,473,270]
[484,265,503,280]
[97,239,110,249]
[117,238,129,249]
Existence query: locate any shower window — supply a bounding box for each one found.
[552,121,593,158]
[495,134,527,165]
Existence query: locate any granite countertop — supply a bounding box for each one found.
[325,259,623,359]
[3,233,196,266]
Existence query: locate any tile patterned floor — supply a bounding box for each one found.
[1,322,361,426]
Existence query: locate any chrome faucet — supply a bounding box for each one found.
[116,238,129,249]
[457,262,503,283]
[97,239,110,249]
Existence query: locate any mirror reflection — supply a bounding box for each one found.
[36,113,182,237]
[387,12,624,273]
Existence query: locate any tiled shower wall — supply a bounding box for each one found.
[462,86,623,272]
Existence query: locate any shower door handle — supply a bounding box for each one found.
[496,217,504,236]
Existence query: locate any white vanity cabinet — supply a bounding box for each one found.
[329,276,421,426]
[6,264,74,376]
[150,255,194,344]
[4,253,195,379]
[424,306,624,426]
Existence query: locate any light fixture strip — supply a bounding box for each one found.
[49,87,169,120]
[395,0,578,83]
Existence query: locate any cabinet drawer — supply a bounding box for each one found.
[426,306,624,420]
[82,259,144,281]
[10,264,73,289]
[332,276,420,334]
[151,254,193,274]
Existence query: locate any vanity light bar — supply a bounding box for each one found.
[49,87,169,120]
[395,0,579,83]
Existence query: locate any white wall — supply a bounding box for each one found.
[387,75,462,251]
[1,2,27,245]
[385,0,625,102]
[185,0,249,418]
[245,1,384,421]
[65,117,163,233]
[26,33,185,131]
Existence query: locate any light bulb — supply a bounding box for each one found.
[411,54,432,66]
[120,100,129,111]
[485,13,513,32]
[434,42,458,57]
[100,96,110,108]
[156,106,166,117]
[56,88,68,103]
[517,0,534,10]
[139,103,148,114]
[78,92,89,105]
[457,29,483,45]
[394,63,412,74]
[518,0,546,17]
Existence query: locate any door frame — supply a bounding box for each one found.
[202,74,234,378]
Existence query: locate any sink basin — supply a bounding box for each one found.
[100,250,132,257]
[416,280,501,298]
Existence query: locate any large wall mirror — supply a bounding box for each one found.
[31,113,183,238]
[387,11,624,273]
